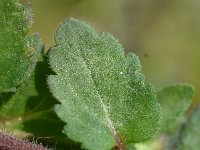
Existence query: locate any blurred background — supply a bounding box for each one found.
[23,0,200,104]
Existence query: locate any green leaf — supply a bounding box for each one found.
[175,105,200,150]
[48,18,160,150]
[0,50,68,148]
[158,84,194,133]
[126,144,136,150]
[0,0,39,91]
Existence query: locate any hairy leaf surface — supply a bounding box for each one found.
[158,84,194,132]
[0,0,38,91]
[48,18,160,150]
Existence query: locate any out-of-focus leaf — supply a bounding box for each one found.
[175,105,200,150]
[134,135,168,150]
[133,85,195,150]
[158,84,194,133]
[126,144,136,150]
[48,18,160,150]
[0,0,39,91]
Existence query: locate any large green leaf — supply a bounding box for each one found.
[175,105,200,150]
[0,0,38,91]
[48,18,160,150]
[158,84,194,133]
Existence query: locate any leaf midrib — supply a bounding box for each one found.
[78,46,120,146]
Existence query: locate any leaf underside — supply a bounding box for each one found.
[0,0,38,91]
[48,18,160,150]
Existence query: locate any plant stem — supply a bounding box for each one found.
[0,132,51,150]
[114,136,125,150]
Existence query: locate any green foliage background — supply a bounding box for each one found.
[0,0,198,149]
[23,0,199,105]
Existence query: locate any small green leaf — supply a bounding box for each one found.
[126,144,136,150]
[0,0,39,91]
[175,105,200,150]
[158,84,194,132]
[48,18,160,150]
[133,135,169,150]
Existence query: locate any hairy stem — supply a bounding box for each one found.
[0,132,51,150]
